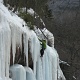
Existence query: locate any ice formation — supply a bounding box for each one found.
[0,2,66,80]
[0,0,3,3]
[25,67,36,80]
[10,64,26,80]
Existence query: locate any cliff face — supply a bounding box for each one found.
[0,2,66,80]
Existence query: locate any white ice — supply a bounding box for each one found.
[25,67,36,80]
[10,64,26,80]
[0,77,2,80]
[0,2,66,80]
[0,0,3,3]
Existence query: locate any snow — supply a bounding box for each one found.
[27,8,45,27]
[42,28,54,47]
[27,8,34,16]
[40,18,45,27]
[34,28,54,47]
[0,2,66,80]
[59,60,70,66]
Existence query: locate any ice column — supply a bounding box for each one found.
[10,64,26,80]
[30,31,40,76]
[25,67,36,80]
[0,10,11,79]
[23,29,29,67]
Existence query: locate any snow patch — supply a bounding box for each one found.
[27,8,34,16]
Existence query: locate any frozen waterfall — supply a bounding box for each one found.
[0,2,66,80]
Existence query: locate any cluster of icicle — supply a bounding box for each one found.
[0,1,66,80]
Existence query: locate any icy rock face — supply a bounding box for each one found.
[10,64,26,80]
[0,2,66,80]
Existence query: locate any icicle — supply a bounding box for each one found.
[44,50,50,80]
[36,58,43,80]
[23,31,28,67]
[29,31,40,76]
[9,23,16,64]
[4,19,11,79]
[1,30,5,80]
[52,49,58,80]
[9,22,23,64]
[0,29,2,77]
[0,10,11,80]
